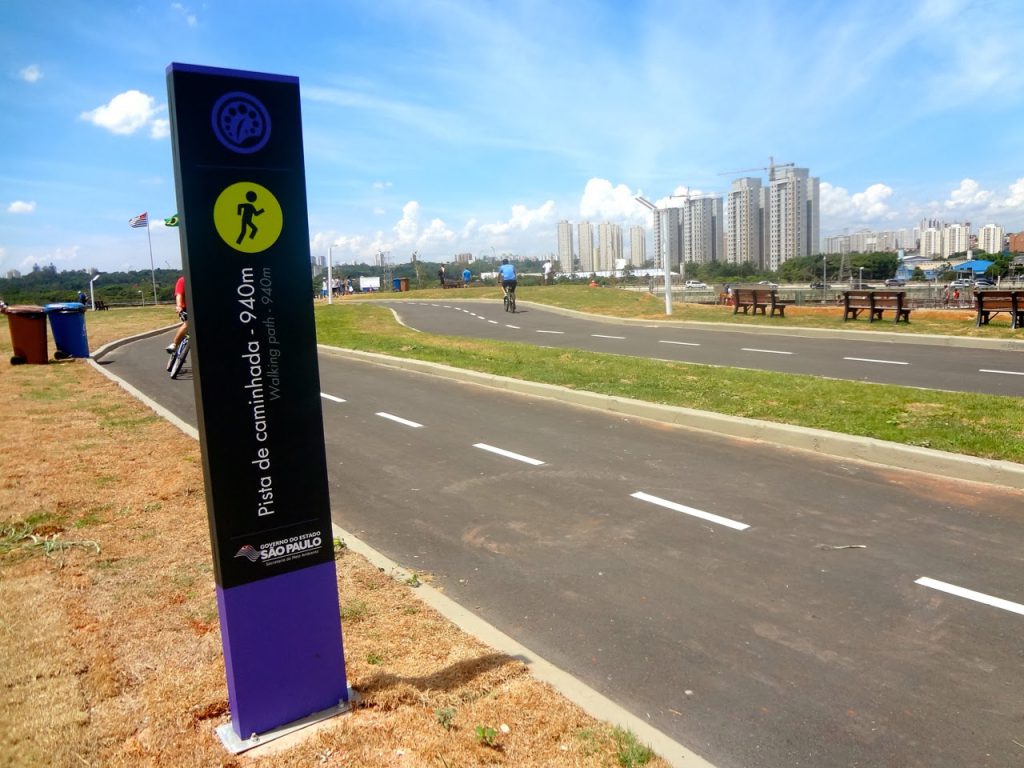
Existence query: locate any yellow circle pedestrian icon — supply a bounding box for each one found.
[213,182,283,253]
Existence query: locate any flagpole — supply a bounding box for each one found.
[146,216,158,305]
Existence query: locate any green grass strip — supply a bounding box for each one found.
[315,302,1024,464]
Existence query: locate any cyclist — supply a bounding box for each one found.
[498,258,517,306]
[166,275,188,354]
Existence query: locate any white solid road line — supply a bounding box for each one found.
[843,356,909,365]
[631,491,750,531]
[915,577,1024,616]
[980,368,1024,376]
[376,412,424,428]
[320,392,346,403]
[659,340,701,347]
[741,347,793,355]
[592,334,626,340]
[505,324,520,329]
[473,443,545,466]
[488,320,499,324]
[536,329,565,335]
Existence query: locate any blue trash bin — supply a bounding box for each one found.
[392,277,402,292]
[44,302,90,359]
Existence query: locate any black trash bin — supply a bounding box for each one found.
[44,302,90,359]
[4,305,49,365]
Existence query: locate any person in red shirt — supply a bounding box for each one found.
[166,276,188,353]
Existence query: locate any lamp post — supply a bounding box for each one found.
[89,273,101,311]
[327,245,335,305]
[634,195,673,315]
[822,255,827,302]
[859,266,864,288]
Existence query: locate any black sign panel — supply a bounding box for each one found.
[167,63,332,589]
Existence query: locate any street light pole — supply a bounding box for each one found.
[327,245,335,305]
[859,266,864,288]
[634,195,672,316]
[89,273,101,311]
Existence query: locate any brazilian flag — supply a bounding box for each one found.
[164,214,180,227]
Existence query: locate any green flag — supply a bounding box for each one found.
[164,214,180,227]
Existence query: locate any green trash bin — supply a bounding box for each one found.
[4,305,49,365]
[44,302,90,359]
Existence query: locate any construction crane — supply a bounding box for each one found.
[717,156,795,182]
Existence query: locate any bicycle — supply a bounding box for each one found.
[502,284,516,313]
[166,311,190,379]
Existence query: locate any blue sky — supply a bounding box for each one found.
[2,0,1023,274]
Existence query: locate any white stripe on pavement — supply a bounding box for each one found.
[980,368,1024,376]
[843,357,909,365]
[741,347,793,355]
[376,412,424,428]
[506,324,520,329]
[320,393,346,403]
[659,340,701,347]
[915,577,1024,616]
[631,491,750,531]
[592,334,626,340]
[473,443,545,466]
[536,330,565,335]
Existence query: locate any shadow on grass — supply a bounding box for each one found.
[357,652,520,701]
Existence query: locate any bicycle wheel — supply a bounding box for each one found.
[503,293,510,312]
[165,343,177,372]
[509,291,516,313]
[169,338,189,379]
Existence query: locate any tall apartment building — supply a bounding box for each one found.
[978,223,1004,254]
[766,167,819,270]
[557,220,574,273]
[942,222,971,257]
[629,225,646,266]
[726,178,763,267]
[578,221,595,274]
[598,222,623,271]
[920,227,943,258]
[653,207,684,270]
[683,196,724,265]
[1008,231,1024,252]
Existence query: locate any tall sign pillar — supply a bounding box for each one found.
[166,63,348,746]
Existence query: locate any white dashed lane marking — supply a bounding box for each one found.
[376,412,424,428]
[473,443,545,466]
[631,491,750,531]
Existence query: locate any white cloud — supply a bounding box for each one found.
[1002,178,1024,210]
[480,201,556,235]
[579,178,645,221]
[820,181,894,221]
[7,200,37,214]
[372,181,392,190]
[80,90,160,136]
[944,178,993,209]
[171,2,198,27]
[19,65,42,83]
[149,118,170,139]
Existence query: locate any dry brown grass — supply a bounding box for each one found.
[0,308,668,768]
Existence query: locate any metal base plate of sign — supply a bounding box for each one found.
[216,687,359,755]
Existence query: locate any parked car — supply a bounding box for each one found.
[974,278,995,287]
[683,280,709,289]
[949,279,973,288]
[757,280,779,288]
[809,282,831,289]
[884,278,906,287]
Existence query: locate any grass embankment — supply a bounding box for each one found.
[0,306,667,768]
[316,295,1024,464]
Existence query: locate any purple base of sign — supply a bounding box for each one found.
[216,561,347,738]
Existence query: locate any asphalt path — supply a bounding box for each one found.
[102,334,1024,768]
[383,300,1024,397]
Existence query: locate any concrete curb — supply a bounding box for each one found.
[318,344,1024,491]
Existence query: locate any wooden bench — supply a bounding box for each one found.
[974,290,1023,329]
[93,300,108,311]
[732,287,788,317]
[442,279,464,289]
[842,290,910,323]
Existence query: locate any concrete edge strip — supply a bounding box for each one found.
[86,335,710,767]
[330,522,715,768]
[318,344,1024,491]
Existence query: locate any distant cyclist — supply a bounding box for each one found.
[498,258,517,294]
[166,275,188,354]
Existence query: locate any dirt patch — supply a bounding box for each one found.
[0,314,669,767]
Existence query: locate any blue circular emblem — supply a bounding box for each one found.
[211,91,271,154]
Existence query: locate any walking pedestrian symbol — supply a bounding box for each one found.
[213,182,283,254]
